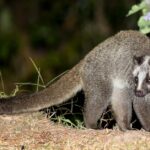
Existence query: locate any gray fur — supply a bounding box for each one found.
[133,95,150,131]
[0,30,150,131]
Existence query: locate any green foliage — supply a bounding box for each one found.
[138,16,150,34]
[127,2,146,16]
[0,72,19,98]
[0,8,19,66]
[50,115,85,129]
[0,33,19,65]
[127,0,150,34]
[0,8,13,33]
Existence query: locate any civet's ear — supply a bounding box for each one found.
[133,55,144,65]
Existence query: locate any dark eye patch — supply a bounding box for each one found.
[133,55,144,65]
[148,59,150,65]
[146,74,150,83]
[134,76,138,84]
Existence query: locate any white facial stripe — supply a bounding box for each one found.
[148,84,150,89]
[137,72,146,90]
[133,66,140,77]
[133,56,150,76]
[144,56,150,65]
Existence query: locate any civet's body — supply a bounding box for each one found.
[0,30,150,131]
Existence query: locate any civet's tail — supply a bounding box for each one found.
[0,63,83,114]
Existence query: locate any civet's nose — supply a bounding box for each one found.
[135,90,145,97]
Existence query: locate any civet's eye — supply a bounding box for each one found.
[134,77,138,83]
[146,77,150,83]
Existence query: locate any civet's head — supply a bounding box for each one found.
[133,55,150,97]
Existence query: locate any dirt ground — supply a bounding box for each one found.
[0,113,149,150]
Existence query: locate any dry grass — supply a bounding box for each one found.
[0,113,149,150]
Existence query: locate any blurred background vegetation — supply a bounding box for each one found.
[0,0,140,92]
